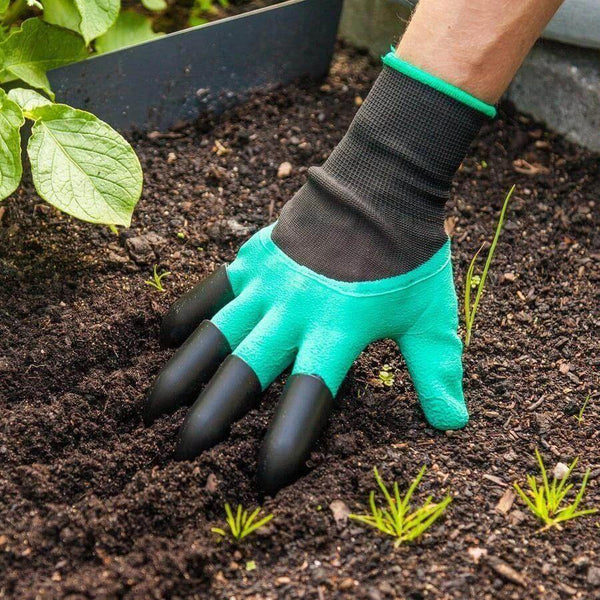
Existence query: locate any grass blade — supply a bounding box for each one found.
[464,184,515,346]
[464,243,484,343]
[350,466,450,546]
[242,513,274,538]
[213,503,273,542]
[514,450,597,529]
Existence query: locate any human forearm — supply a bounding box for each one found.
[397,0,564,103]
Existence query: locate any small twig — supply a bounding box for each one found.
[527,396,546,411]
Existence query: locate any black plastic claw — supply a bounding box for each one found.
[174,355,262,460]
[160,266,234,348]
[143,320,230,425]
[257,374,333,496]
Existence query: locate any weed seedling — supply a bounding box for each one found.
[144,265,171,292]
[513,449,598,530]
[574,395,591,426]
[378,364,395,387]
[350,466,451,546]
[464,185,515,346]
[211,503,273,542]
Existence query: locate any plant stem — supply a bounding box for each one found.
[2,0,28,27]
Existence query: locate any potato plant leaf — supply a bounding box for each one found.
[27,104,142,226]
[75,0,120,43]
[95,11,163,53]
[42,0,86,36]
[8,87,53,112]
[141,0,167,11]
[0,18,87,95]
[0,0,9,13]
[0,89,25,200]
[42,0,118,43]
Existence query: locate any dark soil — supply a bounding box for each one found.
[1,46,599,600]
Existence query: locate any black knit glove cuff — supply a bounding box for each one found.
[272,60,491,281]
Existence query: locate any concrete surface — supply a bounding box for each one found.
[338,0,600,152]
[507,41,600,152]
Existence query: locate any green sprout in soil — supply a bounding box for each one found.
[144,265,171,292]
[349,466,452,546]
[378,364,395,387]
[513,449,598,531]
[464,184,515,346]
[574,395,591,426]
[211,503,273,542]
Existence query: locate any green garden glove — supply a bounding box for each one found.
[144,52,496,494]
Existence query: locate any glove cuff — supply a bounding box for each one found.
[272,56,490,281]
[382,51,497,118]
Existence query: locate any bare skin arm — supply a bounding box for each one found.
[397,0,565,103]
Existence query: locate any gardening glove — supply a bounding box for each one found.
[144,52,496,494]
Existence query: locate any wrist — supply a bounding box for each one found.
[382,52,497,118]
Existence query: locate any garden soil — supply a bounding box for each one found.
[1,46,599,600]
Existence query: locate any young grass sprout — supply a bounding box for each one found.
[574,395,591,426]
[513,449,598,531]
[464,184,515,346]
[144,265,171,292]
[211,503,273,542]
[350,466,451,546]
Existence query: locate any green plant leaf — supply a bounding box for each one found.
[27,103,142,226]
[0,89,24,200]
[75,0,119,43]
[8,87,52,111]
[43,0,119,43]
[95,11,163,53]
[42,0,86,36]
[141,0,167,11]
[0,18,87,95]
[0,0,9,14]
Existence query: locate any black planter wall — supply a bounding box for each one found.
[48,0,344,132]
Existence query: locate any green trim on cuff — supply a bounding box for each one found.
[382,51,497,118]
